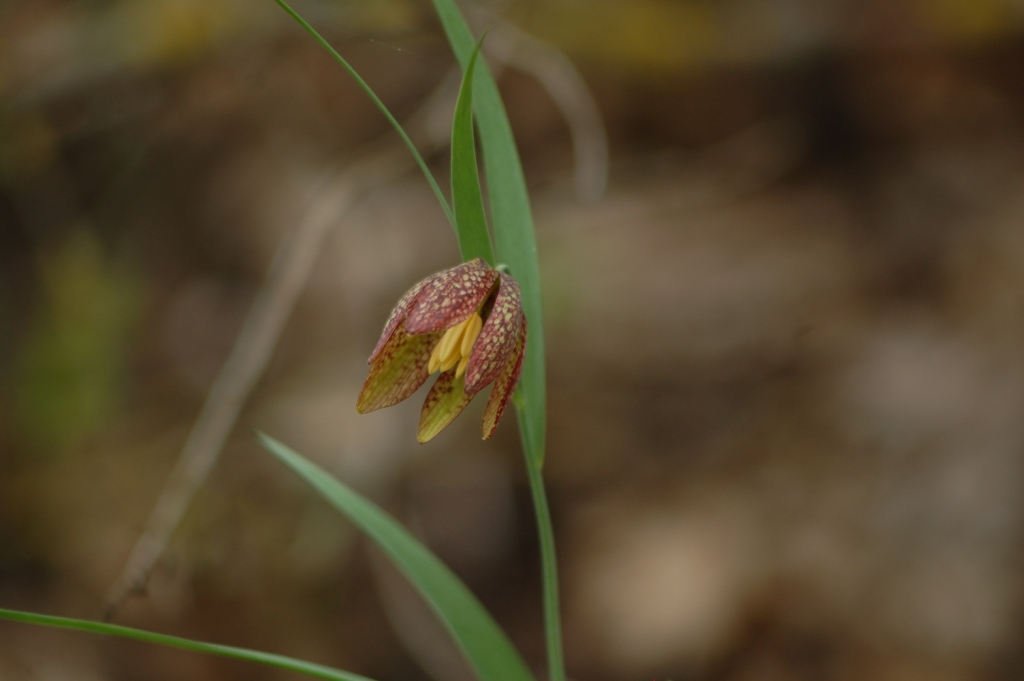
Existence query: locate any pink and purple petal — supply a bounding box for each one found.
[405,258,498,335]
[464,272,523,395]
[417,370,473,443]
[368,274,437,364]
[482,316,527,440]
[357,325,442,414]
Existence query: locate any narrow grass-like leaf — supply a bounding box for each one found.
[451,40,495,264]
[0,607,374,681]
[272,0,455,228]
[429,1,546,468]
[257,432,535,681]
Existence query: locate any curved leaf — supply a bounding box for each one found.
[257,433,535,681]
[0,607,374,681]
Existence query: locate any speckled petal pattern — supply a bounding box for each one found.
[465,272,523,395]
[357,325,442,413]
[357,259,528,441]
[417,369,473,443]
[368,274,437,364]
[404,258,497,335]
[482,317,527,439]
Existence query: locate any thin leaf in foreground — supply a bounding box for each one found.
[0,607,374,681]
[257,432,535,681]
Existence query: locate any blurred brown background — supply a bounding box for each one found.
[4,0,1024,679]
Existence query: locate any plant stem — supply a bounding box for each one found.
[522,441,566,681]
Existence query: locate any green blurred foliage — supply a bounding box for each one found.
[13,229,140,457]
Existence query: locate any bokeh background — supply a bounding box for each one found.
[5,0,1024,679]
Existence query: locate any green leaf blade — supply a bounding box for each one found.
[451,42,496,264]
[257,433,536,681]
[0,608,374,681]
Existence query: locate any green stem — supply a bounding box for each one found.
[271,0,456,228]
[522,441,565,681]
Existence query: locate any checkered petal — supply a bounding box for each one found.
[368,274,437,364]
[482,316,526,439]
[465,272,523,395]
[417,369,473,443]
[404,258,497,335]
[357,325,442,413]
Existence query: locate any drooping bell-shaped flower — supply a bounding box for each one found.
[356,258,526,442]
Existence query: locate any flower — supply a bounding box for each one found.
[356,258,527,442]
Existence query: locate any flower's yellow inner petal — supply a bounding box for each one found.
[427,313,483,376]
[455,354,470,379]
[460,313,483,357]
